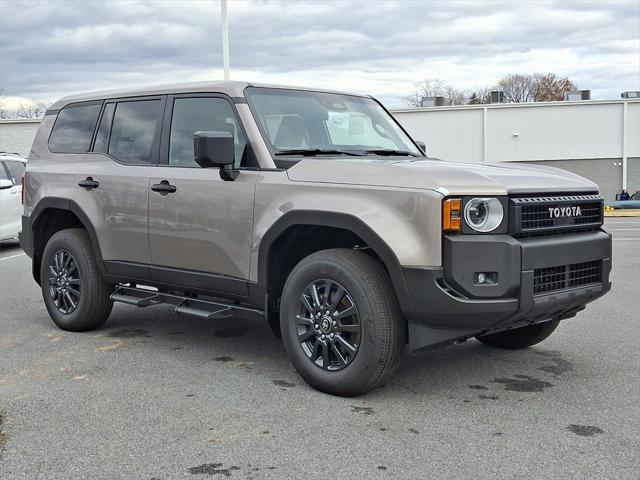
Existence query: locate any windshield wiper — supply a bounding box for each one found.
[363,148,419,157]
[274,148,365,157]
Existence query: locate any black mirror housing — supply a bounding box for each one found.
[416,141,426,155]
[193,131,235,168]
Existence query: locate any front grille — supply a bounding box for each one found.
[511,194,603,237]
[534,260,602,295]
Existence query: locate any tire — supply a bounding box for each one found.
[476,318,560,349]
[280,248,404,396]
[40,228,113,332]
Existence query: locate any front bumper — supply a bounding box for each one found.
[403,230,612,352]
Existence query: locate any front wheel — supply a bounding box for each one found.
[476,319,560,349]
[280,249,404,396]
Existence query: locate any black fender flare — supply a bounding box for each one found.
[256,210,413,315]
[28,197,106,275]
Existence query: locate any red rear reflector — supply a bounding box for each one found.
[21,173,25,205]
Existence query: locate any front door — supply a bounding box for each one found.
[148,95,257,297]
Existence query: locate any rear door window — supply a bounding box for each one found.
[48,103,102,153]
[108,100,162,164]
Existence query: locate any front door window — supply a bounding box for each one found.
[169,97,247,168]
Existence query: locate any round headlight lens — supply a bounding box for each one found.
[464,198,504,232]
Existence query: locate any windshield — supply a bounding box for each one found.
[245,87,422,158]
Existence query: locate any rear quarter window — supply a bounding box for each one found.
[48,103,102,153]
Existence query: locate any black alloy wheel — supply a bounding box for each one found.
[296,279,361,370]
[280,249,404,396]
[47,249,81,314]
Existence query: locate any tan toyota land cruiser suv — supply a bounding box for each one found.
[20,81,612,396]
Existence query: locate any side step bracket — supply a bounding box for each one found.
[110,285,263,321]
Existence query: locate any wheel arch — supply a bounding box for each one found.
[29,197,105,284]
[257,210,413,316]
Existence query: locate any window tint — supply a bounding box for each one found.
[93,103,115,153]
[49,104,101,153]
[4,160,25,183]
[169,97,246,167]
[109,100,162,164]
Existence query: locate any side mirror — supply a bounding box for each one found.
[194,131,238,180]
[0,179,14,190]
[416,141,426,155]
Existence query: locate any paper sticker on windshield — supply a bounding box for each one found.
[328,111,349,129]
[349,115,365,135]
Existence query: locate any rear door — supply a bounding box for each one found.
[75,97,165,278]
[148,94,257,296]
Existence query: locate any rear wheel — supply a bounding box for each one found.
[280,249,404,396]
[40,229,113,331]
[476,319,560,349]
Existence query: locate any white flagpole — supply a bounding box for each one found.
[221,0,230,80]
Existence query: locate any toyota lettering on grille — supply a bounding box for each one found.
[548,206,582,218]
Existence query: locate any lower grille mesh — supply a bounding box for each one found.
[534,261,601,295]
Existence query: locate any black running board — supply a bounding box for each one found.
[110,285,263,320]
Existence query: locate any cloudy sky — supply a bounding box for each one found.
[1,0,639,109]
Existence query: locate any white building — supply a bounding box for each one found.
[0,119,40,157]
[392,98,640,200]
[2,98,639,200]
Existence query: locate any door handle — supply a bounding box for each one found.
[151,180,177,195]
[78,177,99,190]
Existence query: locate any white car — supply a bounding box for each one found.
[0,152,27,241]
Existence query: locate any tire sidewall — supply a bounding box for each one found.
[41,231,93,330]
[280,254,388,394]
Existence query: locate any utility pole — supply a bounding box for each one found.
[221,0,230,80]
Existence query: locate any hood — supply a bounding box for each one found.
[286,158,598,196]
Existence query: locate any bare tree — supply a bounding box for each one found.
[16,101,49,119]
[0,90,9,119]
[404,78,468,107]
[405,73,578,107]
[443,85,468,105]
[467,86,492,104]
[531,73,578,101]
[497,74,534,103]
[404,78,447,107]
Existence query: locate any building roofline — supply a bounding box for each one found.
[391,98,640,113]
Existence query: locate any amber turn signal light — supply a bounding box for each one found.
[443,198,461,232]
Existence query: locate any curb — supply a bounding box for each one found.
[604,209,640,217]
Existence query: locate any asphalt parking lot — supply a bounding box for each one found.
[0,218,638,479]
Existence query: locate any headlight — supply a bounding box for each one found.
[464,198,504,232]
